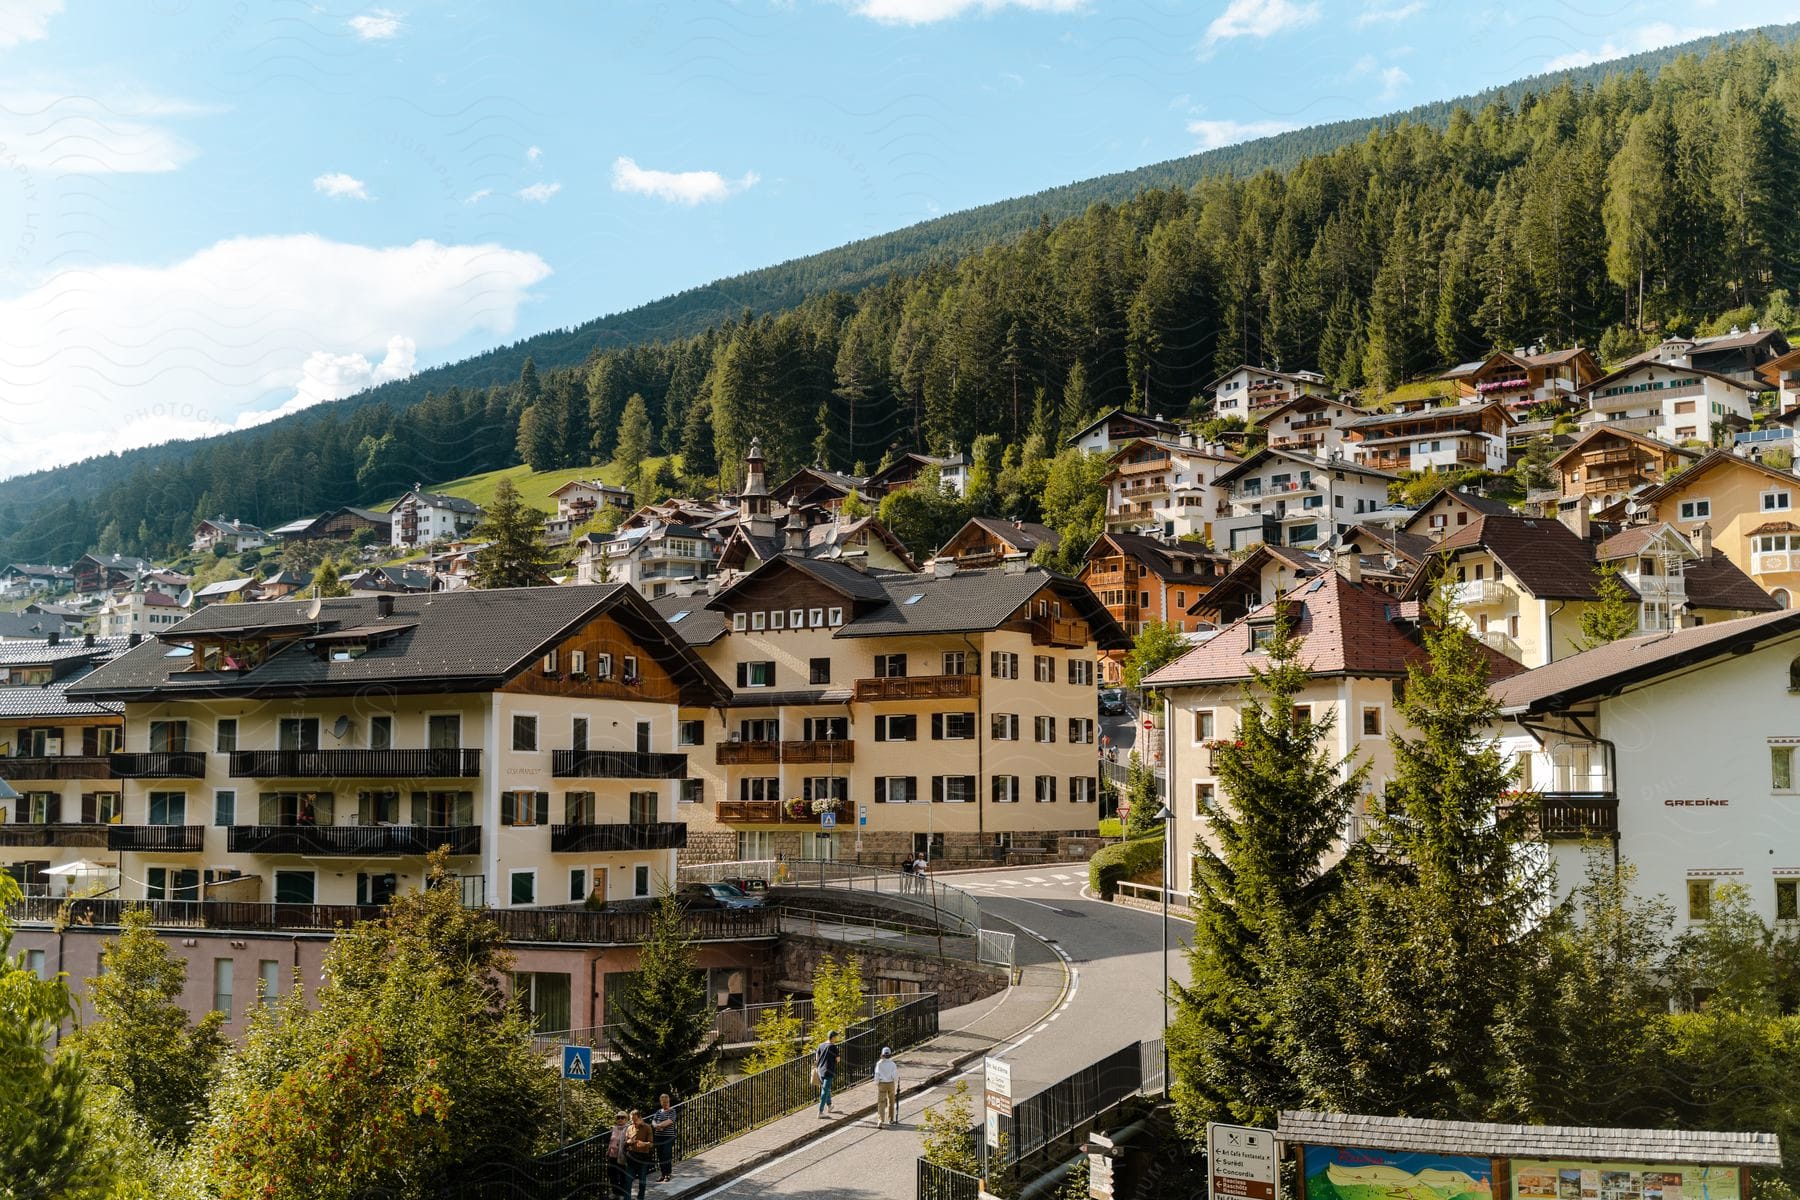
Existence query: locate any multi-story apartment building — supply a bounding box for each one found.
[1100,436,1241,540]
[1079,531,1227,642]
[390,487,483,549]
[98,583,190,638]
[1206,365,1333,424]
[1397,488,1517,545]
[1439,346,1602,416]
[1259,395,1361,458]
[1211,449,1398,553]
[0,637,129,896]
[548,480,635,525]
[1580,361,1760,446]
[1403,505,1777,666]
[60,587,729,910]
[652,555,1126,865]
[1550,427,1698,512]
[1490,608,1800,930]
[191,518,269,555]
[1149,563,1526,895]
[1619,449,1800,609]
[578,519,722,597]
[1188,536,1419,626]
[1343,399,1512,474]
[1066,409,1183,455]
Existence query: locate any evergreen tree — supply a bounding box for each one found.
[1034,448,1110,573]
[1168,616,1367,1132]
[313,555,350,598]
[515,404,559,473]
[471,478,555,589]
[64,907,226,1146]
[1121,751,1163,839]
[1057,361,1090,440]
[1577,563,1640,650]
[680,394,718,485]
[614,393,654,487]
[601,891,715,1108]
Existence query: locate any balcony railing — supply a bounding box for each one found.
[550,822,688,853]
[107,825,204,851]
[1033,618,1087,648]
[110,752,207,779]
[1455,579,1507,607]
[714,799,849,825]
[0,755,117,780]
[851,674,979,702]
[228,749,483,779]
[780,740,855,765]
[0,823,112,848]
[716,741,781,765]
[1511,792,1619,839]
[552,750,688,779]
[226,824,481,856]
[1479,629,1523,659]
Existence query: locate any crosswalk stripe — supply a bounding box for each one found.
[1026,876,1049,883]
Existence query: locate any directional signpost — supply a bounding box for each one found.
[559,1044,592,1145]
[1207,1122,1278,1200]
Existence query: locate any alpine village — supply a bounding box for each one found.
[14,12,1800,1200]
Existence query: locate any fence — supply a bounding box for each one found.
[678,859,983,935]
[532,993,898,1053]
[1113,880,1194,916]
[917,1159,982,1200]
[977,928,1016,970]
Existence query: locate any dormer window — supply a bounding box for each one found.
[1249,623,1276,651]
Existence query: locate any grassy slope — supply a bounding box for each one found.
[381,456,684,512]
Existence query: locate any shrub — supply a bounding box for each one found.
[1097,818,1123,839]
[1088,828,1165,899]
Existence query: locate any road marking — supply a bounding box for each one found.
[1011,898,1067,913]
[688,1087,944,1199]
[1026,876,1048,883]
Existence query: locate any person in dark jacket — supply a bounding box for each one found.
[814,1030,840,1116]
[650,1093,677,1182]
[624,1109,656,1200]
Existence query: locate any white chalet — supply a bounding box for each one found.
[1100,436,1241,541]
[1210,449,1398,553]
[1582,359,1761,447]
[1207,365,1333,424]
[191,517,268,555]
[390,486,483,549]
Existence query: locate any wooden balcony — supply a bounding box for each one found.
[0,823,111,848]
[0,755,117,780]
[714,799,848,825]
[716,741,781,765]
[107,825,204,852]
[852,674,979,702]
[1032,618,1087,648]
[110,752,206,779]
[550,821,688,853]
[225,824,481,856]
[552,750,688,779]
[780,740,855,764]
[1503,792,1619,839]
[229,749,482,779]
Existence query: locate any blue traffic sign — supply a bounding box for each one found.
[562,1045,592,1081]
[820,811,837,828]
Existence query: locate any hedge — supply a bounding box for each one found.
[1089,829,1165,900]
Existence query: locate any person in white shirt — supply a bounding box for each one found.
[873,1045,900,1127]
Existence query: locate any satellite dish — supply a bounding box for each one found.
[333,715,351,740]
[306,596,323,620]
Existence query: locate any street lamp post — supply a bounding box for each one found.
[1153,800,1173,1094]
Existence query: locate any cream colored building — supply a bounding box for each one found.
[653,554,1128,866]
[64,587,729,909]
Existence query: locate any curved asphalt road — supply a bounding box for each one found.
[692,865,1188,1200]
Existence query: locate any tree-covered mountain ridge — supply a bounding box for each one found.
[9,23,1800,562]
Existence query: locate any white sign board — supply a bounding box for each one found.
[1207,1122,1277,1200]
[984,1056,1013,1118]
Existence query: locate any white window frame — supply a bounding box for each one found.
[571,650,587,676]
[1765,490,1793,513]
[511,712,540,753]
[1678,498,1712,521]
[809,607,825,628]
[508,868,538,907]
[751,611,767,630]
[770,609,786,630]
[542,649,558,674]
[732,612,748,632]
[827,607,844,626]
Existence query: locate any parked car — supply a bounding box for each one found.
[1098,688,1128,716]
[676,881,764,911]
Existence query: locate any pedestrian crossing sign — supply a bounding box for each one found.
[562,1045,592,1081]
[820,811,837,828]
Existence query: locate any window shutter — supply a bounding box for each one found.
[931,776,943,803]
[82,727,98,756]
[358,791,373,824]
[992,776,1003,803]
[736,663,748,688]
[260,792,279,824]
[411,792,427,825]
[80,793,95,823]
[874,778,887,804]
[536,792,550,826]
[501,792,517,825]
[931,713,943,740]
[45,794,60,823]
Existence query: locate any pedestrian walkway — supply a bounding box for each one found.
[652,951,1070,1199]
[951,870,1085,890]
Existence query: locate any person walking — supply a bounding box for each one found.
[624,1109,657,1200]
[650,1093,677,1183]
[872,1046,900,1128]
[813,1030,840,1116]
[605,1111,631,1200]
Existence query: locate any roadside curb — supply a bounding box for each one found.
[665,925,1073,1199]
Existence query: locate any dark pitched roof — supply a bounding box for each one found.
[0,664,122,719]
[1341,399,1509,430]
[835,566,1130,649]
[1492,608,1800,714]
[649,596,730,646]
[403,490,482,514]
[1088,532,1227,582]
[1408,514,1612,601]
[963,517,1060,554]
[1681,553,1783,612]
[1150,570,1525,686]
[0,611,67,639]
[67,586,729,704]
[1587,359,1763,394]
[1063,407,1181,445]
[1548,425,1700,469]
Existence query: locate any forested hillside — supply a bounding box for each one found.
[10,29,1800,561]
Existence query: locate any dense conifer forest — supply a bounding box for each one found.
[10,28,1800,562]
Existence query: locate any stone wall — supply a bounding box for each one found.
[774,932,1007,1011]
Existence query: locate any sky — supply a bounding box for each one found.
[1,0,1797,480]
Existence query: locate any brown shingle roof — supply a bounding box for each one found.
[1148,570,1525,686]
[1277,1110,1782,1167]
[1491,608,1800,714]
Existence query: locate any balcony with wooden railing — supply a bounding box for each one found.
[779,739,855,764]
[852,673,979,702]
[228,749,483,779]
[715,741,781,765]
[1503,792,1619,839]
[714,798,848,825]
[1032,617,1087,648]
[0,823,111,848]
[226,824,481,856]
[110,752,207,779]
[0,755,117,780]
[552,750,688,779]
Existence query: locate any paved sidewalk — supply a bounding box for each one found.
[653,949,1070,1199]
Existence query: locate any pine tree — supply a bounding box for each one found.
[515,404,559,473]
[470,478,555,589]
[1168,614,1368,1133]
[1057,361,1090,439]
[680,394,718,485]
[1577,563,1640,650]
[313,555,350,598]
[614,394,653,487]
[601,891,715,1108]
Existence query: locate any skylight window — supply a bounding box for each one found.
[164,645,192,658]
[904,594,925,605]
[669,610,689,623]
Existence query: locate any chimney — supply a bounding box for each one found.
[83,632,94,647]
[1695,521,1714,563]
[1337,547,1361,584]
[1002,552,1029,575]
[1560,495,1590,540]
[783,507,806,554]
[932,558,958,579]
[128,632,141,647]
[376,594,394,618]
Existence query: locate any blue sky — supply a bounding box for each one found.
[0,0,1795,478]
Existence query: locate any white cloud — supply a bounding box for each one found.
[312,171,370,200]
[0,235,551,476]
[1188,117,1297,150]
[1354,0,1423,25]
[1544,22,1714,71]
[1377,64,1410,101]
[850,0,1082,24]
[464,187,493,204]
[526,145,542,163]
[610,156,758,205]
[517,181,561,203]
[0,89,203,173]
[348,8,403,39]
[0,0,62,49]
[1203,0,1318,49]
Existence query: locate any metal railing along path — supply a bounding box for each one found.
[679,859,984,935]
